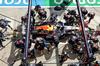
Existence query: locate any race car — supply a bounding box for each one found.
[31,20,81,47]
[31,21,65,36]
[31,24,62,47]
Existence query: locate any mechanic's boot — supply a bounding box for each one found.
[21,49,24,53]
[47,47,50,52]
[2,39,5,41]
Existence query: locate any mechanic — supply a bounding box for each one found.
[28,49,35,58]
[31,9,36,17]
[77,41,81,45]
[50,16,57,23]
[22,37,32,48]
[64,14,76,25]
[90,36,99,43]
[38,8,47,19]
[0,31,5,47]
[21,16,27,23]
[89,41,99,55]
[86,33,91,40]
[50,35,59,47]
[21,9,36,26]
[51,13,57,18]
[50,13,58,22]
[87,12,95,24]
[0,19,13,32]
[75,33,81,40]
[31,9,36,26]
[80,7,88,19]
[80,7,95,31]
[73,44,83,54]
[59,51,69,65]
[14,39,24,53]
[79,20,94,31]
[34,37,50,52]
[68,36,78,44]
[73,44,83,59]
[68,35,83,59]
[67,10,77,16]
[35,5,41,12]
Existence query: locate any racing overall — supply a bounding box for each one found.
[87,12,95,24]
[38,9,47,19]
[14,39,24,53]
[89,41,99,55]
[0,19,13,31]
[64,14,75,25]
[59,51,69,65]
[28,49,35,58]
[34,37,49,52]
[31,10,36,26]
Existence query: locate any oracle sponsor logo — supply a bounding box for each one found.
[0,0,44,7]
[0,0,28,5]
[0,0,100,7]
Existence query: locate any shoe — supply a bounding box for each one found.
[47,47,50,52]
[21,50,24,53]
[2,39,5,41]
[2,46,5,48]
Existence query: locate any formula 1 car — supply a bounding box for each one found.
[31,24,63,46]
[31,21,80,47]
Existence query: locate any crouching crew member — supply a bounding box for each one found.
[28,49,35,58]
[68,36,78,44]
[50,13,58,22]
[90,36,99,43]
[59,51,69,65]
[14,39,24,53]
[89,41,99,55]
[37,8,47,19]
[34,37,50,53]
[0,19,13,32]
[64,14,75,25]
[87,12,95,24]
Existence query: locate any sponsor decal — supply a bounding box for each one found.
[0,0,100,7]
